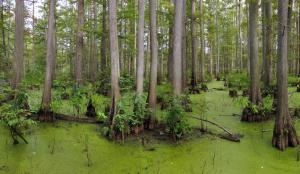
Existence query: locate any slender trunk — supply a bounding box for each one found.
[101,0,107,70]
[181,2,187,89]
[262,0,273,87]
[272,0,299,150]
[172,0,184,95]
[108,0,121,125]
[238,0,243,71]
[191,0,197,86]
[75,0,84,85]
[1,0,6,59]
[40,0,56,120]
[215,0,220,78]
[136,0,145,94]
[148,0,158,128]
[89,0,97,82]
[13,0,24,89]
[248,0,261,104]
[167,0,173,82]
[199,0,205,83]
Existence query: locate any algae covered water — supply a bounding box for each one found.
[1,81,300,174]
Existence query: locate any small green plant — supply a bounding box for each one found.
[165,97,191,140]
[132,94,146,126]
[96,112,107,122]
[0,103,36,144]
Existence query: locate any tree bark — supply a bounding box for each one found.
[108,0,121,125]
[248,0,262,104]
[191,0,197,86]
[40,0,56,121]
[89,0,97,82]
[172,0,184,95]
[75,0,84,85]
[136,0,145,95]
[215,0,220,79]
[262,0,273,87]
[13,0,24,89]
[181,1,187,89]
[148,0,158,128]
[101,0,107,70]
[199,0,205,83]
[272,0,299,150]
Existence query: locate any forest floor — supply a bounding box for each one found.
[1,81,300,174]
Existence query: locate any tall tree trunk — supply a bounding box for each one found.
[1,0,6,59]
[272,0,299,150]
[136,0,145,94]
[238,0,243,71]
[248,0,261,104]
[172,0,184,95]
[262,0,273,87]
[191,0,197,86]
[287,0,293,63]
[75,0,84,85]
[148,0,158,128]
[89,0,97,82]
[215,0,220,79]
[108,0,121,125]
[101,0,107,70]
[199,0,205,83]
[167,0,174,82]
[40,0,56,121]
[13,0,24,89]
[181,1,187,89]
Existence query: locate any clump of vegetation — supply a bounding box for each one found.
[226,73,249,90]
[288,76,300,87]
[119,73,135,92]
[165,97,191,140]
[236,96,274,122]
[0,92,36,144]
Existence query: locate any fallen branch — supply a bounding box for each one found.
[189,116,233,135]
[30,112,101,124]
[189,116,242,142]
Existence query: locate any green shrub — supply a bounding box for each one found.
[226,73,249,89]
[165,97,191,140]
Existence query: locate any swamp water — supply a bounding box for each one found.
[1,81,300,174]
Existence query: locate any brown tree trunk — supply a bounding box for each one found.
[172,0,184,95]
[148,0,158,128]
[248,0,261,104]
[75,0,84,85]
[101,0,107,70]
[108,0,121,125]
[136,0,145,95]
[262,0,272,87]
[89,0,97,82]
[191,0,197,86]
[40,0,56,121]
[272,0,299,150]
[181,2,187,89]
[199,0,205,83]
[13,0,24,89]
[167,0,174,82]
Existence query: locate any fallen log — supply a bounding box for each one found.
[189,116,242,142]
[53,113,101,123]
[30,112,101,124]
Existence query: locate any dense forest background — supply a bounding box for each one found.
[1,0,300,152]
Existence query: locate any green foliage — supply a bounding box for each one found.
[226,73,249,90]
[165,97,191,140]
[132,94,147,126]
[288,76,300,86]
[119,73,134,92]
[96,112,107,122]
[0,103,35,129]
